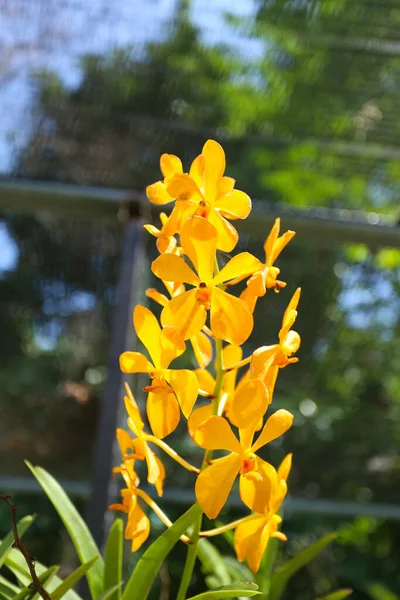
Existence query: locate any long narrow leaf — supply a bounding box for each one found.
[97,585,123,600]
[25,462,104,600]
[6,549,82,600]
[186,582,261,599]
[122,503,202,600]
[317,590,353,600]
[51,556,99,600]
[13,566,59,600]
[0,516,35,568]
[197,539,231,588]
[104,520,123,600]
[367,583,399,600]
[221,556,254,586]
[269,533,337,600]
[0,577,20,599]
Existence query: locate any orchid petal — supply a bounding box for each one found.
[161,289,206,341]
[120,351,152,374]
[160,153,183,179]
[212,252,261,286]
[147,390,180,439]
[195,453,241,519]
[166,368,198,418]
[133,305,162,367]
[202,140,226,204]
[251,409,294,453]
[215,189,251,220]
[194,415,242,453]
[180,216,217,282]
[208,208,238,252]
[211,287,253,345]
[159,326,186,368]
[151,254,199,286]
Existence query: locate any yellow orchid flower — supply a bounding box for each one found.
[146,281,213,369]
[109,436,150,552]
[145,153,184,205]
[123,386,165,496]
[151,216,261,345]
[144,212,180,254]
[119,305,198,439]
[241,218,296,312]
[165,140,251,251]
[234,454,292,572]
[193,409,293,518]
[250,288,301,398]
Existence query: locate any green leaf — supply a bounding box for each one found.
[122,503,202,600]
[269,533,337,600]
[13,566,59,600]
[317,590,353,600]
[6,548,82,600]
[367,582,399,600]
[221,557,255,585]
[25,462,104,600]
[197,539,231,588]
[255,534,279,598]
[97,585,123,600]
[0,516,35,568]
[186,582,261,599]
[50,556,99,600]
[0,577,20,599]
[104,520,123,600]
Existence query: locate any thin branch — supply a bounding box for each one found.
[0,493,52,600]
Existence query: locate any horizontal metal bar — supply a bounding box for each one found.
[1,179,399,248]
[2,476,400,521]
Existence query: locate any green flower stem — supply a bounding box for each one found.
[176,304,225,599]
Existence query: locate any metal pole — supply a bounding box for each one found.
[86,216,144,548]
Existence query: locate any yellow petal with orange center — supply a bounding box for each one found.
[187,403,212,439]
[160,153,183,179]
[194,415,242,453]
[194,368,215,395]
[165,368,198,418]
[134,305,163,367]
[151,254,199,287]
[161,289,206,341]
[212,252,261,286]
[208,208,238,252]
[239,457,277,514]
[229,379,269,430]
[234,515,269,573]
[120,351,152,374]
[195,453,241,519]
[191,330,213,368]
[251,409,294,453]
[211,288,253,345]
[215,189,251,220]
[159,326,186,368]
[147,390,181,439]
[202,139,226,204]
[180,216,217,282]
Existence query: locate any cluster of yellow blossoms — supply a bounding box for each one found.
[111,140,300,573]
